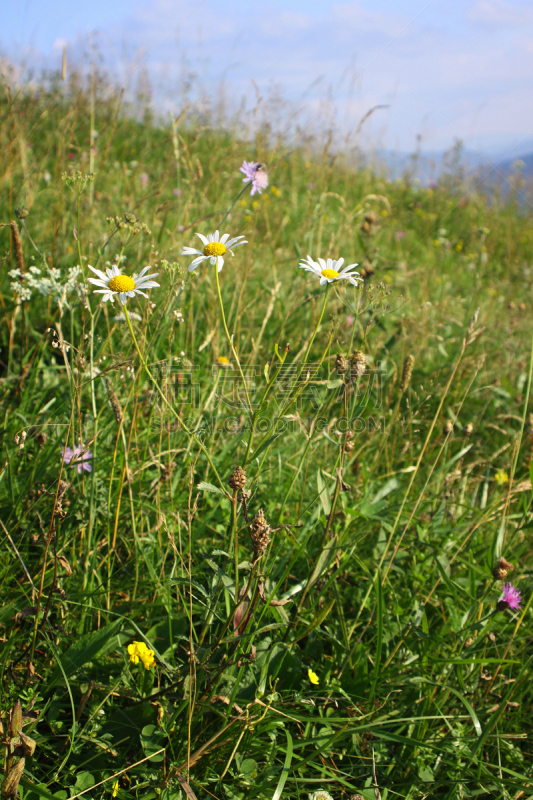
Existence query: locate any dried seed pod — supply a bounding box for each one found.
[462,422,474,436]
[249,509,271,561]
[229,466,247,491]
[400,354,415,393]
[345,441,355,452]
[350,350,366,378]
[17,732,36,757]
[335,354,349,374]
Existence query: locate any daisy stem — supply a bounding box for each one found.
[216,184,250,231]
[300,284,329,376]
[122,305,227,493]
[214,265,254,416]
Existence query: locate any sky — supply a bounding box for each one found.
[2,0,533,158]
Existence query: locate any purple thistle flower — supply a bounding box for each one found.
[240,160,268,196]
[61,445,93,474]
[499,582,522,611]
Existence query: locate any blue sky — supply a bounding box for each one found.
[3,0,533,157]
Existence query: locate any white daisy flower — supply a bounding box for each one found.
[299,256,362,287]
[87,265,159,305]
[181,230,247,273]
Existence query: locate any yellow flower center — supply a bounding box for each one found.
[108,275,136,293]
[321,268,340,279]
[204,242,227,257]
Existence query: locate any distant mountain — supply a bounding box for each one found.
[496,153,533,177]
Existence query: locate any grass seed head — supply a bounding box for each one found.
[105,378,124,424]
[400,354,415,393]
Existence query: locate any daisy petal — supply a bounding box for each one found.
[88,265,108,281]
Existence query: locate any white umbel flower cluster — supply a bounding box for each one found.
[9,265,84,307]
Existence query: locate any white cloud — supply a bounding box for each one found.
[469,0,533,27]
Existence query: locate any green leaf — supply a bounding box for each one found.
[197,481,226,495]
[170,577,209,597]
[48,618,122,688]
[252,432,283,461]
[317,469,331,516]
[272,729,293,800]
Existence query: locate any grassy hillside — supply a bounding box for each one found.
[1,73,532,800]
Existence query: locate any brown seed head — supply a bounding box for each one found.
[250,509,271,561]
[350,350,366,378]
[462,422,474,436]
[335,354,349,374]
[229,466,247,491]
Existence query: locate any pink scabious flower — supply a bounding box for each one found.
[139,172,149,188]
[61,445,93,474]
[498,582,522,611]
[240,160,268,196]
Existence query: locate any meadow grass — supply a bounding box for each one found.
[1,71,533,800]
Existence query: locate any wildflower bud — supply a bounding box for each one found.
[400,354,415,393]
[229,466,247,491]
[443,420,453,436]
[124,212,137,224]
[350,350,366,378]
[250,509,271,561]
[335,354,349,374]
[345,441,354,452]
[492,556,514,581]
[15,207,29,219]
[462,422,474,436]
[465,637,474,647]
[1,757,25,798]
[9,701,23,737]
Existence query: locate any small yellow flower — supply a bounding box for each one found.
[112,781,119,797]
[308,668,319,685]
[215,356,231,368]
[127,640,156,669]
[495,469,509,485]
[270,185,281,197]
